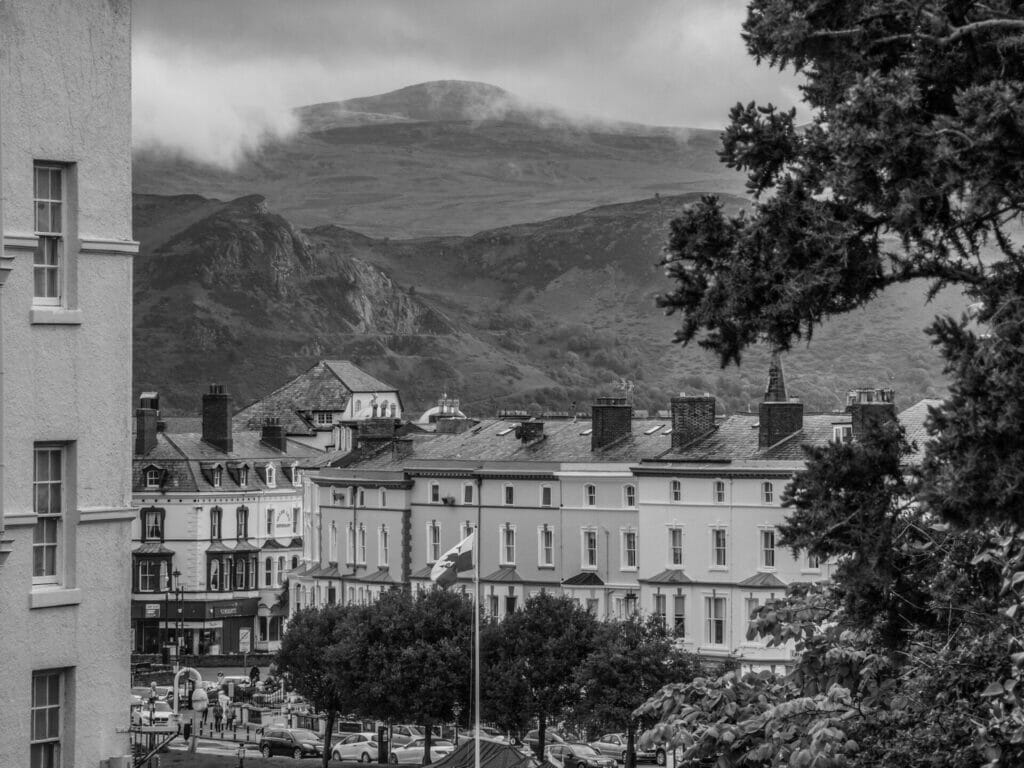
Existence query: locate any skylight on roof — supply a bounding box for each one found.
[661,425,673,434]
[496,427,514,436]
[580,428,593,436]
[644,425,662,435]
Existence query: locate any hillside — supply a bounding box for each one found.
[133,191,962,418]
[133,80,741,239]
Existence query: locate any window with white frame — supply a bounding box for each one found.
[540,484,552,507]
[380,488,388,508]
[31,669,63,767]
[832,424,853,443]
[673,595,686,635]
[380,526,390,567]
[292,507,300,534]
[265,557,273,587]
[745,597,761,627]
[347,522,356,564]
[463,483,474,504]
[236,506,249,539]
[428,521,441,562]
[143,507,163,542]
[239,466,249,486]
[291,463,301,486]
[430,482,440,503]
[501,524,516,565]
[265,509,274,536]
[144,468,161,489]
[314,411,332,425]
[213,466,223,487]
[714,480,726,503]
[806,552,821,570]
[670,479,682,502]
[624,484,636,507]
[761,481,774,504]
[358,524,367,564]
[329,522,338,562]
[209,507,222,541]
[138,559,159,592]
[711,527,727,567]
[33,163,66,305]
[584,484,597,506]
[621,529,637,569]
[503,484,514,505]
[669,527,683,566]
[653,593,666,624]
[704,595,727,645]
[33,444,64,584]
[266,465,276,487]
[277,556,285,585]
[538,525,554,567]
[461,521,475,540]
[582,529,598,568]
[760,528,777,568]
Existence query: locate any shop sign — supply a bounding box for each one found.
[144,604,161,618]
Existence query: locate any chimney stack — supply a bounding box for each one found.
[758,353,803,448]
[261,417,288,451]
[202,384,233,453]
[135,391,160,456]
[846,388,896,440]
[670,394,716,450]
[592,396,632,451]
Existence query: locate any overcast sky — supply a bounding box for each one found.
[132,0,804,166]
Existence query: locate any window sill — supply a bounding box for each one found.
[708,566,729,572]
[30,587,82,609]
[620,566,638,572]
[30,307,82,325]
[538,565,556,570]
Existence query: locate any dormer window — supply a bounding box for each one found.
[314,411,332,426]
[213,467,223,487]
[239,466,249,486]
[290,462,300,487]
[144,468,161,489]
[833,424,853,443]
[266,465,276,487]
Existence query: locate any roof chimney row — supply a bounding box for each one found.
[670,394,716,450]
[591,396,632,451]
[135,392,159,456]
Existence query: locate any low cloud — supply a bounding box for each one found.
[133,43,303,168]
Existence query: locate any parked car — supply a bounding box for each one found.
[332,731,380,762]
[588,734,659,764]
[131,700,179,730]
[525,729,567,755]
[545,744,618,768]
[390,724,425,747]
[259,727,324,759]
[457,726,508,746]
[389,737,456,764]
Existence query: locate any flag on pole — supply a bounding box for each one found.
[430,532,475,587]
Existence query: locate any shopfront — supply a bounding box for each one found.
[130,596,259,655]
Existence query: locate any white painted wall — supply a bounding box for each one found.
[0,2,135,766]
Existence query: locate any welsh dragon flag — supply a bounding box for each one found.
[430,532,475,587]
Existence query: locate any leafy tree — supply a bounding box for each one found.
[357,588,474,765]
[276,605,356,768]
[641,2,1024,765]
[482,593,599,758]
[573,616,699,768]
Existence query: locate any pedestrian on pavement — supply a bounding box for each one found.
[182,720,192,742]
[213,702,223,732]
[226,703,236,731]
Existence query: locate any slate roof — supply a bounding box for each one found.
[234,359,400,434]
[350,418,674,469]
[562,571,604,586]
[642,568,693,584]
[132,430,320,494]
[898,399,942,463]
[307,564,343,579]
[133,543,174,555]
[737,572,788,588]
[482,566,522,582]
[359,568,396,584]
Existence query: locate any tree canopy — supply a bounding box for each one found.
[643,2,1024,766]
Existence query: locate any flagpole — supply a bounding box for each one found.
[475,474,482,768]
